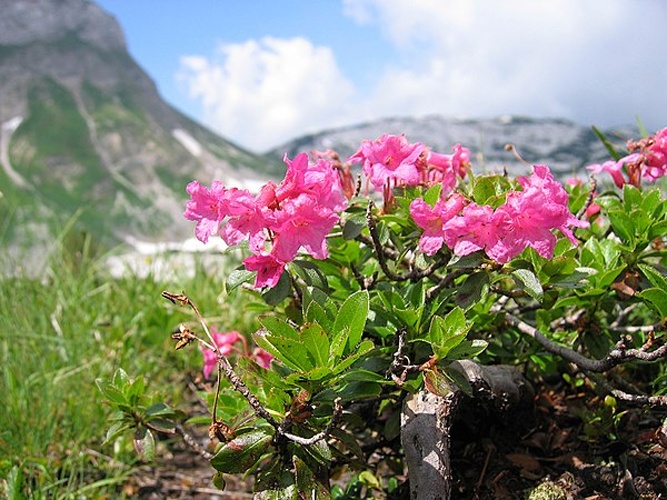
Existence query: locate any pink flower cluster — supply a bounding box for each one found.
[184,153,347,288]
[587,127,667,187]
[201,327,273,378]
[410,165,589,264]
[348,134,470,198]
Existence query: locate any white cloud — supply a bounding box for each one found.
[344,0,667,130]
[178,37,356,152]
[179,1,667,152]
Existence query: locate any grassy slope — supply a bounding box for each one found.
[0,236,259,497]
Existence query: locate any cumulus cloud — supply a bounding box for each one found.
[345,0,667,130]
[179,0,667,152]
[179,37,356,152]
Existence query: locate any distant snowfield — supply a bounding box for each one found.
[106,236,236,280]
[172,128,202,157]
[1,116,30,188]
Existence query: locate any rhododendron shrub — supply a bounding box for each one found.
[101,128,667,498]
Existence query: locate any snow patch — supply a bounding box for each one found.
[1,116,30,188]
[172,128,202,157]
[106,236,232,279]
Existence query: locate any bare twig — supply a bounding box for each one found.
[576,174,598,219]
[386,328,421,385]
[505,313,667,373]
[280,398,344,446]
[366,200,450,283]
[585,371,667,407]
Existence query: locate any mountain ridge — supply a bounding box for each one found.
[0,0,279,269]
[269,114,636,180]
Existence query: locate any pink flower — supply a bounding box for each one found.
[278,153,347,213]
[185,152,347,289]
[410,193,466,256]
[587,158,631,188]
[443,203,511,262]
[496,165,588,260]
[440,166,588,264]
[243,253,286,289]
[252,347,274,369]
[627,127,667,183]
[421,144,471,190]
[348,134,425,191]
[183,180,228,243]
[271,194,340,262]
[201,329,242,379]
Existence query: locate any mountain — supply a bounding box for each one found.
[270,115,636,180]
[0,0,279,266]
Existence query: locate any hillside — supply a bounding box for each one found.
[0,0,279,268]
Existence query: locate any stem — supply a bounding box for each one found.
[505,313,667,372]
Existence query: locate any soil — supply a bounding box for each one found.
[123,379,667,499]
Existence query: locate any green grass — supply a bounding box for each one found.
[0,230,258,498]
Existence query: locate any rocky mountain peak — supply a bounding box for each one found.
[0,0,125,50]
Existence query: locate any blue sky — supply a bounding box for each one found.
[95,0,667,153]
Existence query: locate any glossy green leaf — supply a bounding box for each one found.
[607,210,635,246]
[512,268,543,301]
[292,260,328,290]
[637,288,667,318]
[226,268,255,292]
[305,300,334,332]
[133,427,155,462]
[299,322,330,368]
[443,364,474,397]
[260,316,300,340]
[446,339,488,360]
[211,430,273,474]
[638,263,667,291]
[456,271,490,309]
[331,290,369,359]
[262,271,291,305]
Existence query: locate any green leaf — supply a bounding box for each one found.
[592,125,622,161]
[259,334,314,372]
[96,379,128,406]
[456,271,490,309]
[262,271,291,305]
[211,430,273,474]
[260,316,300,340]
[637,288,667,318]
[104,421,132,444]
[331,339,374,374]
[305,300,334,332]
[293,455,331,499]
[443,364,474,397]
[133,427,156,462]
[212,472,226,490]
[550,267,598,289]
[638,263,667,291]
[226,268,255,292]
[292,260,328,290]
[607,210,635,246]
[423,368,454,397]
[300,322,330,368]
[512,269,543,301]
[428,307,471,360]
[331,290,369,359]
[423,183,443,206]
[342,213,367,240]
[446,339,488,360]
